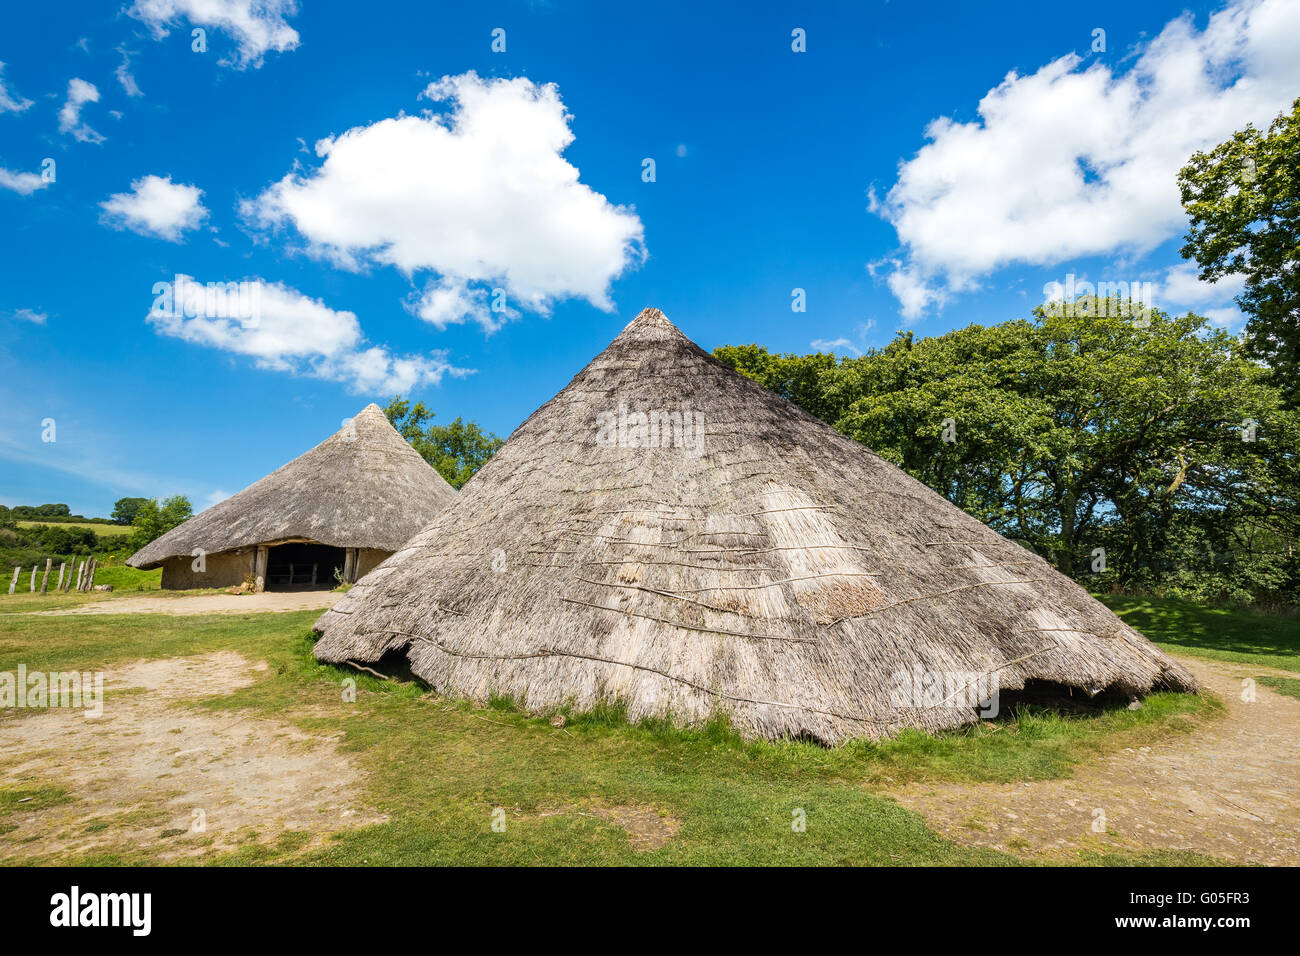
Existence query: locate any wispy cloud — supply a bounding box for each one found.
[127,0,301,69]
[0,166,47,195]
[0,61,32,113]
[115,46,143,98]
[58,77,105,143]
[146,275,473,394]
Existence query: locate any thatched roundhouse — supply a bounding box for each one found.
[129,404,457,590]
[314,309,1196,743]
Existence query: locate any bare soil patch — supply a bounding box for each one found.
[887,657,1300,864]
[0,650,383,861]
[29,591,340,617]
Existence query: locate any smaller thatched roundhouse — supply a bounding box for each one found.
[129,404,457,590]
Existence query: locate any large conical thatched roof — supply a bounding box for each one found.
[313,309,1196,743]
[129,404,457,568]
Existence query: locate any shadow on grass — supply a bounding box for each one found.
[1098,594,1300,672]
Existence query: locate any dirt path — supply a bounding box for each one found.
[888,656,1300,864]
[29,590,340,616]
[0,651,383,861]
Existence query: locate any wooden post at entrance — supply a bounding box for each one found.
[254,546,268,593]
[311,563,318,586]
[343,548,357,584]
[288,563,295,586]
[39,559,52,594]
[8,567,18,595]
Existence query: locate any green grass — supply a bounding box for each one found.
[1098,594,1300,673]
[0,604,1235,866]
[15,521,131,536]
[1256,675,1300,700]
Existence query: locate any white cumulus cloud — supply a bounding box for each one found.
[147,275,472,394]
[243,71,645,333]
[100,175,209,241]
[873,0,1300,318]
[127,0,300,68]
[58,77,104,143]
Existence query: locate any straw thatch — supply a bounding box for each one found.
[314,309,1197,743]
[129,403,457,569]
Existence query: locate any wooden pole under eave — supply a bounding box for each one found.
[254,546,268,593]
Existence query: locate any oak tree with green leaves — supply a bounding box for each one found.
[384,397,505,489]
[129,495,194,550]
[717,301,1299,602]
[1179,97,1300,402]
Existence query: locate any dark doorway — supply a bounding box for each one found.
[265,543,345,590]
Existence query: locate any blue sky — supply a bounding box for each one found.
[1,0,1296,517]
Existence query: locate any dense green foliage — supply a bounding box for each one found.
[129,495,194,550]
[0,505,133,579]
[111,496,149,526]
[1179,98,1300,404]
[717,302,1299,606]
[383,397,505,489]
[8,503,70,519]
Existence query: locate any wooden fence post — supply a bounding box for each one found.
[84,559,97,591]
[39,559,51,594]
[29,565,37,592]
[8,567,18,595]
[56,562,66,591]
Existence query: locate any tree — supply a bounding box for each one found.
[111,496,149,526]
[39,525,98,554]
[716,300,1300,598]
[12,503,71,519]
[1179,97,1300,403]
[383,397,505,489]
[130,495,193,550]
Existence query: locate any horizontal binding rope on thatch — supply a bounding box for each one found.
[823,578,1052,626]
[384,629,886,724]
[556,597,816,642]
